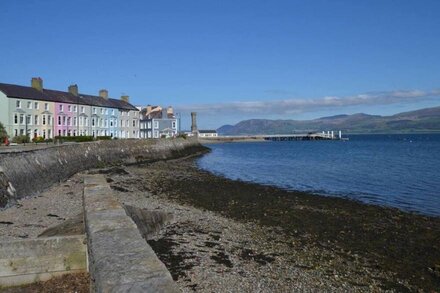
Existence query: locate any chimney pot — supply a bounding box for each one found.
[68,84,79,96]
[99,89,108,99]
[31,77,43,92]
[121,95,129,103]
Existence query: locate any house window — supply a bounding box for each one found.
[172,121,176,129]
[48,115,51,125]
[93,108,97,114]
[132,120,136,127]
[67,117,71,126]
[59,104,63,111]
[112,109,115,115]
[19,114,24,124]
[101,108,104,114]
[58,130,61,136]
[73,106,77,112]
[26,115,31,125]
[74,117,77,126]
[58,116,61,126]
[68,105,72,112]
[110,120,113,127]
[92,118,95,127]
[81,106,85,113]
[14,114,18,124]
[42,115,46,125]
[34,102,39,109]
[34,115,38,125]
[105,109,108,115]
[27,101,32,109]
[48,129,51,138]
[16,100,21,108]
[154,121,159,129]
[44,103,49,110]
[85,118,89,126]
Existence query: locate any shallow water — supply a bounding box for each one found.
[198,134,440,216]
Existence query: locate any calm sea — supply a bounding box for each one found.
[197,134,440,217]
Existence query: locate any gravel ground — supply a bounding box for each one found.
[1,272,89,293]
[0,174,83,241]
[109,172,356,292]
[1,155,439,292]
[106,161,422,292]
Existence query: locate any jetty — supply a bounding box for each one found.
[262,130,345,141]
[199,131,347,143]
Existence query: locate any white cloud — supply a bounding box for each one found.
[175,89,440,115]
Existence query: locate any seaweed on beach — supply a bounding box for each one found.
[138,158,440,292]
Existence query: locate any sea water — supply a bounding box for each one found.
[197,134,440,217]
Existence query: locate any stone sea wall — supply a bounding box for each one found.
[0,138,206,208]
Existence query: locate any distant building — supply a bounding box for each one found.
[139,106,178,138]
[198,130,218,137]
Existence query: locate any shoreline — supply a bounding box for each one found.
[127,156,440,292]
[0,153,439,291]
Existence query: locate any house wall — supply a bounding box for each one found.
[78,104,91,136]
[108,108,119,138]
[119,110,139,138]
[0,92,9,136]
[8,98,55,139]
[54,102,77,137]
[199,132,218,137]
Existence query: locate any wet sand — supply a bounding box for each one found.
[116,156,440,292]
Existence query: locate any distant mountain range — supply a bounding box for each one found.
[217,106,440,135]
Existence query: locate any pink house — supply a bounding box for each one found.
[54,102,78,137]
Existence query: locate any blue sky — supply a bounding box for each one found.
[1,0,439,129]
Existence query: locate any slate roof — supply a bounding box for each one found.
[199,130,217,133]
[0,82,138,111]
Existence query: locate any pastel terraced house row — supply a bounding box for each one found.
[0,78,140,139]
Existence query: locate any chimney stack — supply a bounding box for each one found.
[191,112,198,133]
[99,89,108,99]
[167,106,174,115]
[68,84,78,96]
[121,95,129,103]
[31,77,43,92]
